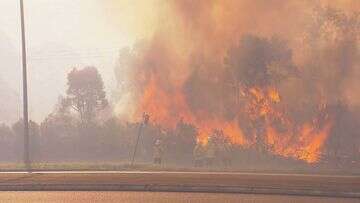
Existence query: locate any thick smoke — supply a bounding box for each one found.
[114,1,360,162]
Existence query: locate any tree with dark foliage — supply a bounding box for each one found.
[65,67,108,124]
[225,35,294,88]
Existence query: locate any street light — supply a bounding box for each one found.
[19,0,30,171]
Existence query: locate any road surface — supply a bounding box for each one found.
[0,191,359,203]
[0,171,359,198]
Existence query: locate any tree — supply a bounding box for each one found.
[165,120,197,165]
[12,119,40,161]
[0,123,16,161]
[40,98,77,160]
[65,67,108,124]
[100,117,131,160]
[224,35,294,88]
[224,35,296,153]
[0,123,13,138]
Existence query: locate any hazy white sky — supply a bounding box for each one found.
[0,0,147,123]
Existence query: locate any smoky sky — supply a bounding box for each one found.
[113,0,359,162]
[115,0,360,120]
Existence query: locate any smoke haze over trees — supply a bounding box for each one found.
[0,1,359,171]
[113,2,360,164]
[64,67,108,124]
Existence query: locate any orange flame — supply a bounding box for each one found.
[137,77,333,163]
[137,76,248,147]
[266,122,332,163]
[117,0,353,164]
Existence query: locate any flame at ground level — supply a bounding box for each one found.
[266,122,333,163]
[135,78,333,164]
[138,77,248,146]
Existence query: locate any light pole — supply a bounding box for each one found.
[19,0,30,171]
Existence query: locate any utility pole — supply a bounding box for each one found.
[19,0,30,171]
[131,113,149,166]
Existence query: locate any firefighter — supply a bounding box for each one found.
[205,136,216,167]
[153,139,163,165]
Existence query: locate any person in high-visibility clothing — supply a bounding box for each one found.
[153,139,164,165]
[205,136,217,167]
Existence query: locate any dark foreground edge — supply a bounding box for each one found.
[0,171,358,198]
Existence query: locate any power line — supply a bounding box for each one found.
[29,54,119,61]
[29,46,124,55]
[28,49,123,61]
[1,46,127,59]
[29,50,120,58]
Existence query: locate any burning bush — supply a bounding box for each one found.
[114,2,360,164]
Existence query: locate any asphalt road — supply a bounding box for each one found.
[0,171,359,198]
[0,191,359,203]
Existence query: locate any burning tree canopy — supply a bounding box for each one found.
[114,1,360,163]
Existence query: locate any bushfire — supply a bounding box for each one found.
[114,1,359,164]
[137,78,333,163]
